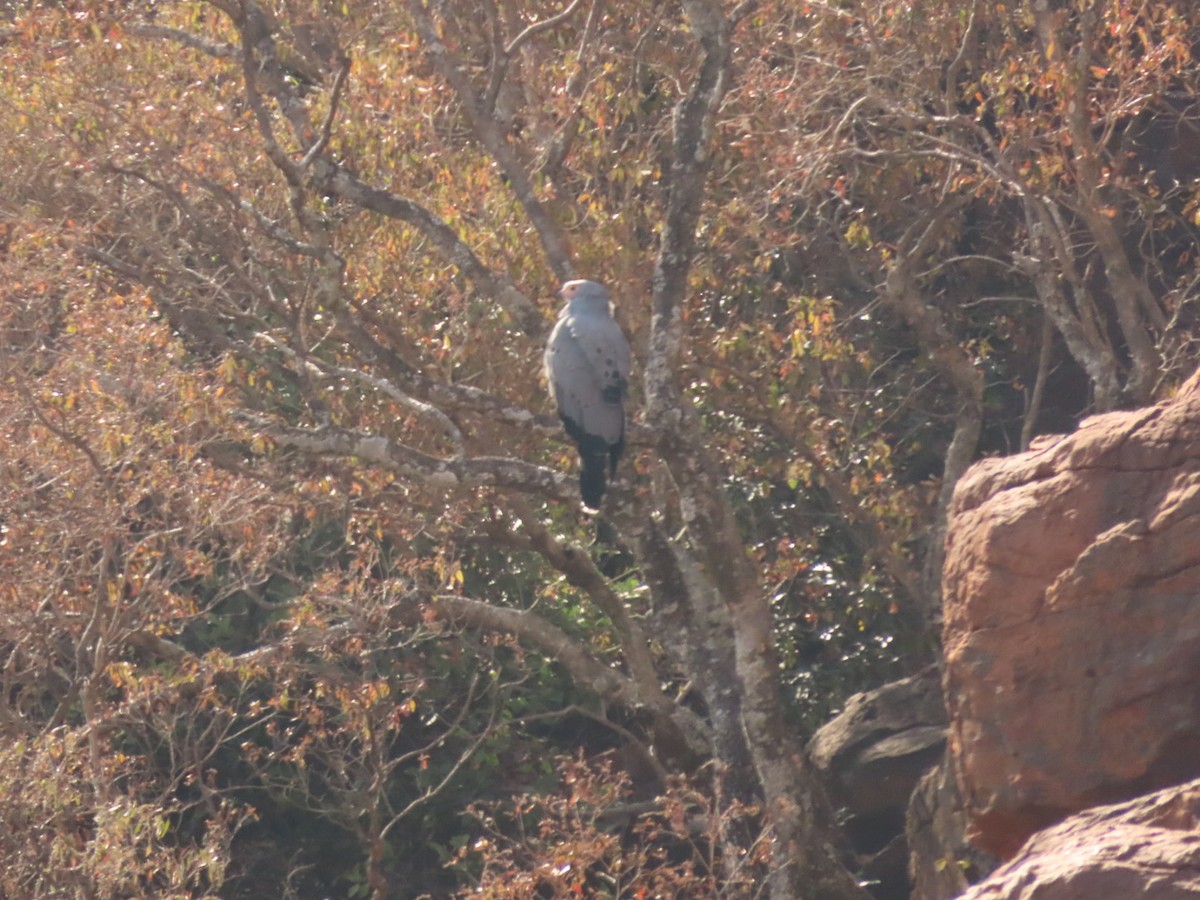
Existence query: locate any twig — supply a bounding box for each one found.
[504,0,586,56]
[254,331,467,455]
[125,23,238,58]
[299,58,351,170]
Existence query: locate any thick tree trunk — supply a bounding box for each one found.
[636,4,872,896]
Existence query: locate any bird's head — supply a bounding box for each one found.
[560,279,612,315]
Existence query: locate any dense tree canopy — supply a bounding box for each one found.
[1,0,1196,897]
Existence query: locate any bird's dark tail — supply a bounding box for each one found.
[579,450,609,509]
[561,414,616,509]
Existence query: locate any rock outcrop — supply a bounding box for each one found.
[807,667,946,898]
[957,777,1200,899]
[942,370,1200,857]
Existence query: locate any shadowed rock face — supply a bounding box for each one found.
[942,369,1200,858]
[809,668,947,822]
[958,778,1200,900]
[907,754,1000,900]
[808,668,948,899]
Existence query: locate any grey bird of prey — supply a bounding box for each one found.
[544,280,631,509]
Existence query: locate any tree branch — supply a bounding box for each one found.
[638,3,870,895]
[125,23,239,58]
[407,0,576,281]
[263,422,575,499]
[309,160,544,336]
[299,56,351,170]
[485,500,663,710]
[882,197,982,614]
[539,0,606,182]
[204,0,545,337]
[253,332,467,456]
[504,0,586,55]
[432,590,626,690]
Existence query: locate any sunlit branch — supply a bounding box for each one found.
[429,592,648,712]
[407,0,576,281]
[254,332,466,456]
[125,23,239,59]
[299,58,351,171]
[310,161,544,336]
[484,498,665,709]
[504,0,586,56]
[262,421,576,499]
[192,174,323,258]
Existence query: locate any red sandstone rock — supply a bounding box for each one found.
[942,370,1200,857]
[957,778,1200,899]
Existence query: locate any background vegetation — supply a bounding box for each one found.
[1,0,1196,896]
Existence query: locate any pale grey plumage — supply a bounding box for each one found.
[544,280,631,508]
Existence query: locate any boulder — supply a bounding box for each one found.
[808,667,946,898]
[943,369,1200,857]
[958,777,1200,899]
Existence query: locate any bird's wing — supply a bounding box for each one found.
[545,314,625,446]
[565,311,629,403]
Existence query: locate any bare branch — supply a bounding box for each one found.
[486,499,664,708]
[16,381,111,485]
[379,677,495,839]
[942,0,982,115]
[321,308,561,434]
[408,0,576,281]
[263,421,576,499]
[881,196,982,613]
[429,593,644,712]
[192,174,323,258]
[125,23,239,58]
[504,0,586,56]
[539,0,605,180]
[195,0,545,335]
[299,58,351,171]
[309,160,544,336]
[237,10,304,189]
[254,332,467,456]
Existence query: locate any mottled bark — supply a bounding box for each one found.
[1033,0,1163,404]
[607,492,756,795]
[1016,198,1122,411]
[639,2,869,896]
